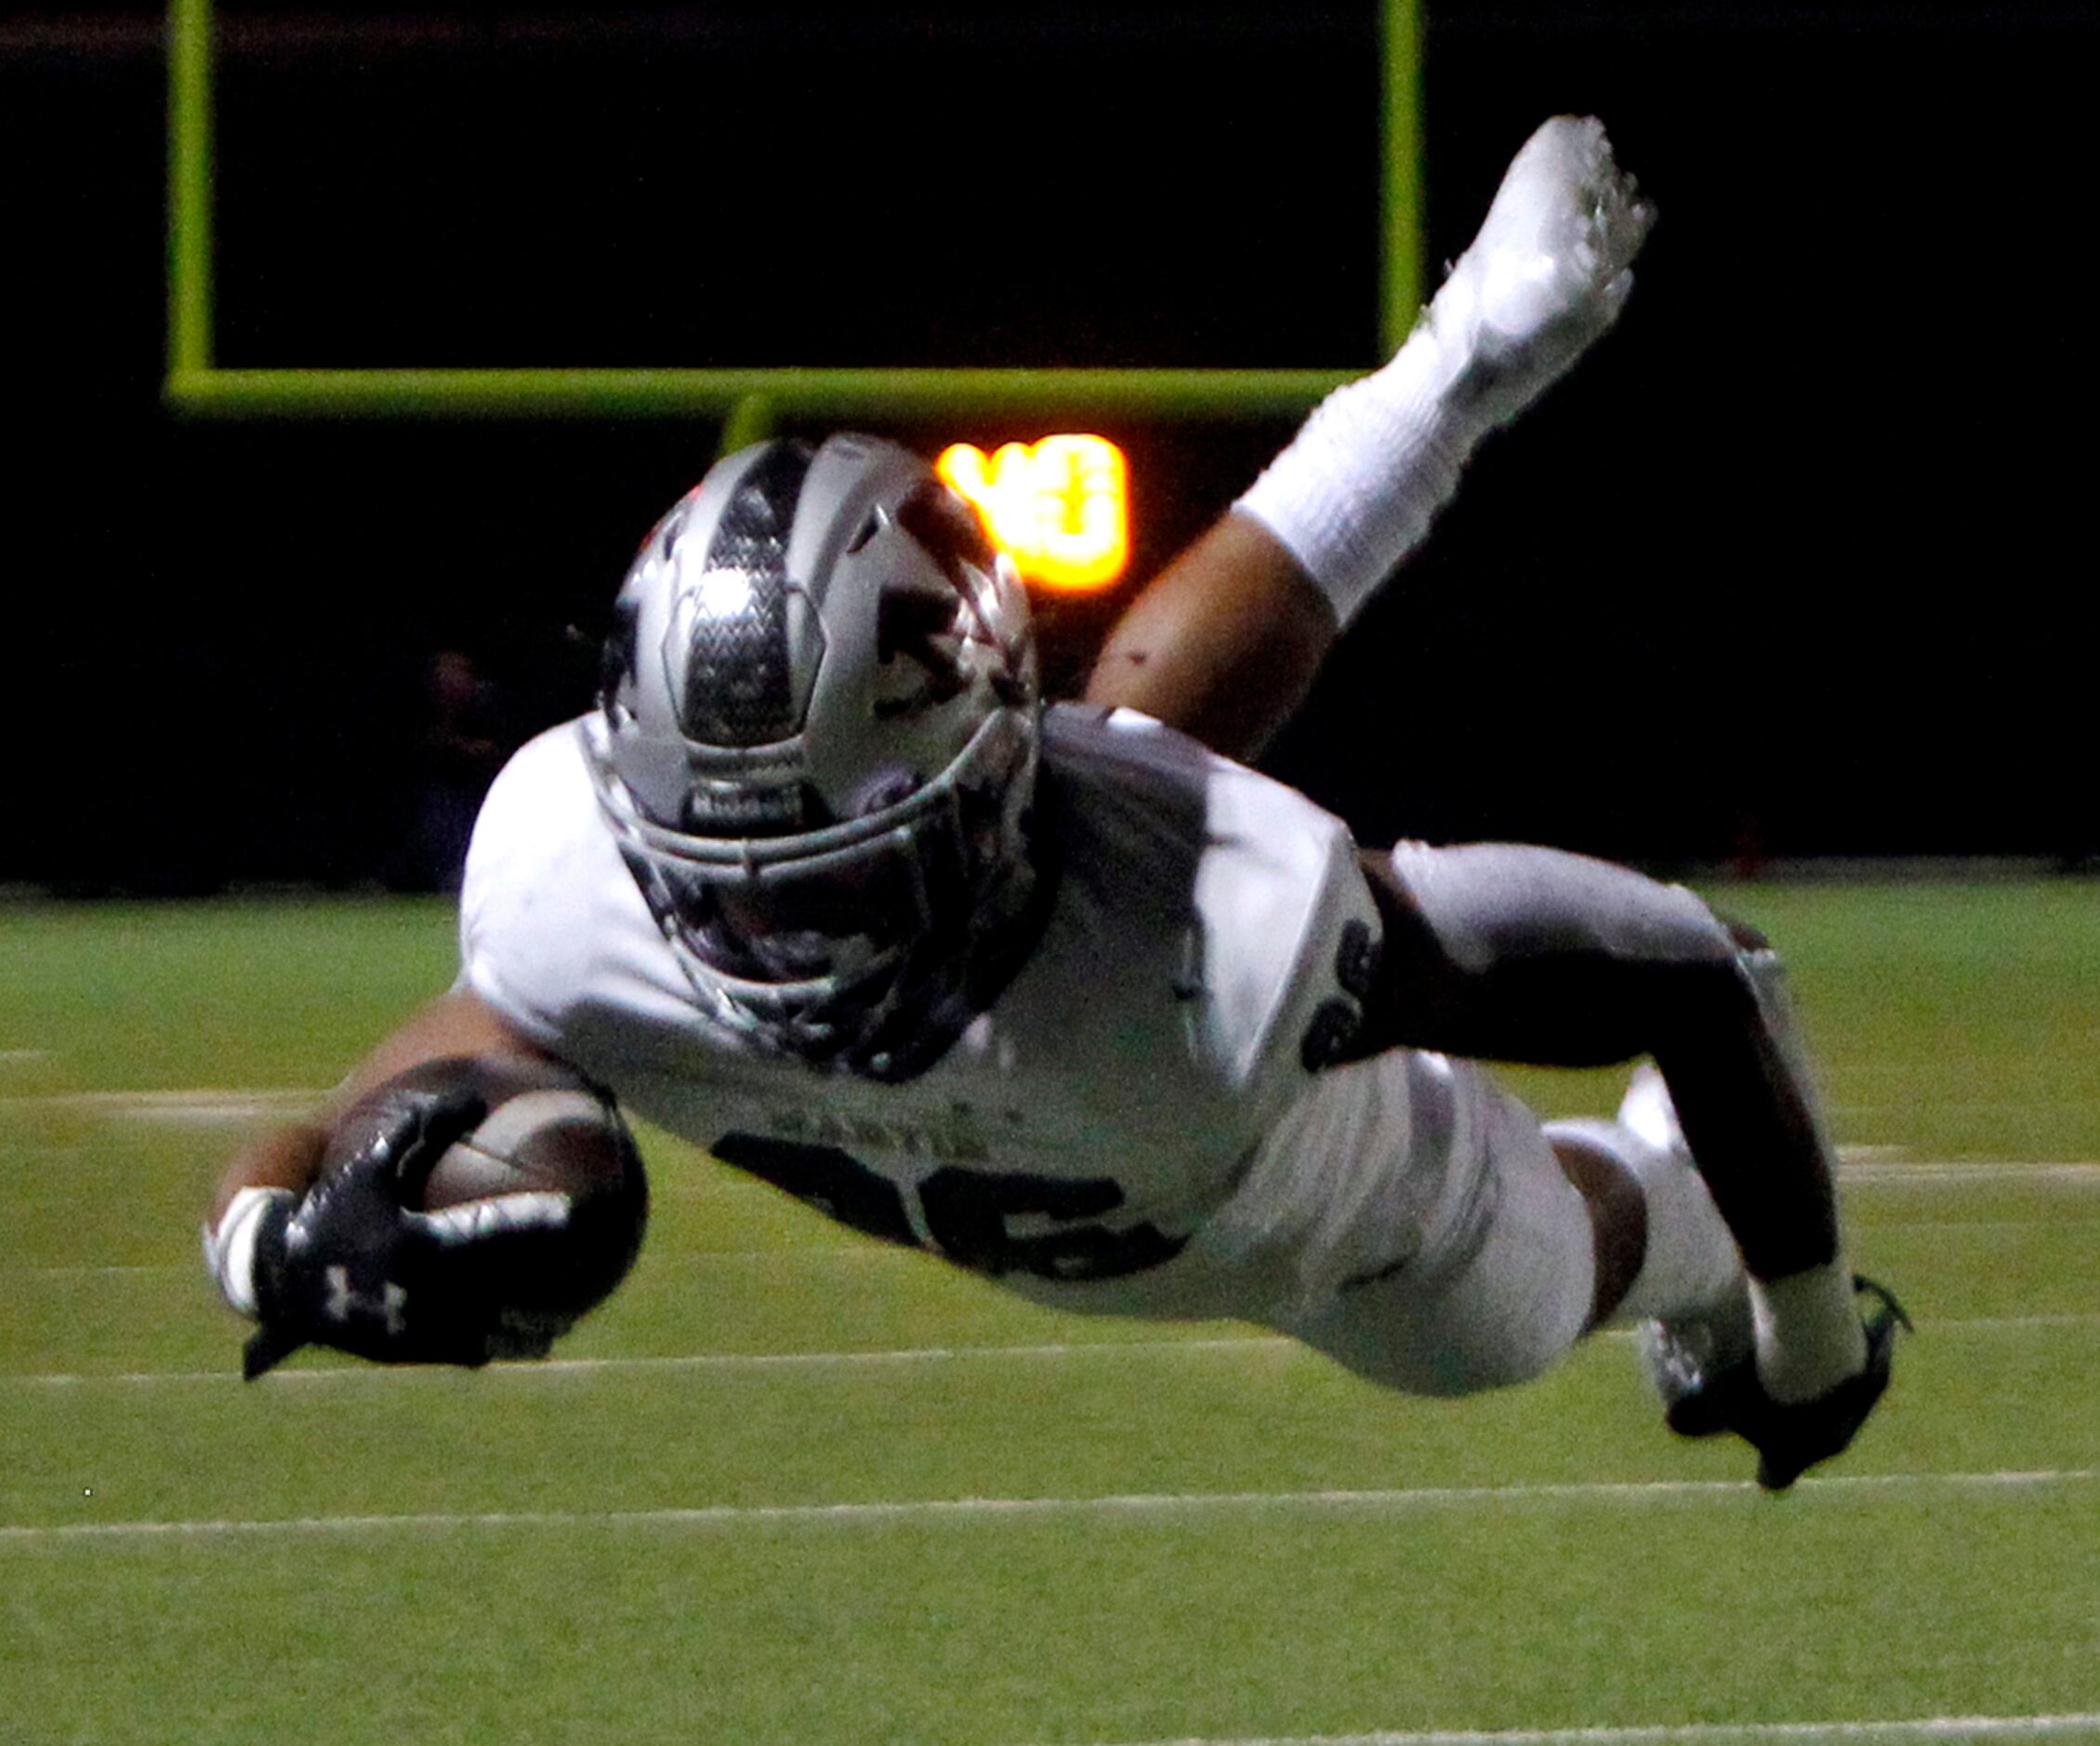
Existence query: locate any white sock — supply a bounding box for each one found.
[1233,330,1478,626]
[1750,1262,1869,1403]
[1235,114,1653,628]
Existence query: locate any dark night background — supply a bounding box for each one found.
[4,2,2093,893]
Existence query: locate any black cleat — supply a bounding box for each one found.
[1660,1276,1911,1491]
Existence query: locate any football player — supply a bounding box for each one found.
[205,117,1902,1489]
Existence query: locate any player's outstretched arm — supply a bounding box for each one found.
[1086,115,1652,762]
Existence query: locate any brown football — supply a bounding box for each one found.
[323,1052,648,1318]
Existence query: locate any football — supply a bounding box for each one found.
[324,1052,649,1324]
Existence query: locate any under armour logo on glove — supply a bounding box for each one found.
[322,1265,408,1337]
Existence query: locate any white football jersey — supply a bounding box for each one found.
[460,704,1385,1303]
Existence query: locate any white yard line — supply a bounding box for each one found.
[22,1246,914,1277]
[0,1088,324,1119]
[1860,1220,2100,1233]
[4,1467,2093,1545]
[8,1314,2098,1389]
[10,1086,2100,1131]
[1841,1163,2100,1186]
[1040,1713,2100,1745]
[24,1313,2100,1389]
[5,1087,2100,1182]
[16,1160,2100,1281]
[12,1335,1297,1386]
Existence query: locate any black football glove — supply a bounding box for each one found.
[1663,1275,1912,1491]
[243,1080,510,1378]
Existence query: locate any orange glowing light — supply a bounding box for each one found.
[937,434,1129,592]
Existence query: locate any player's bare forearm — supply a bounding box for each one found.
[206,988,553,1225]
[1083,512,1336,762]
[208,1120,335,1228]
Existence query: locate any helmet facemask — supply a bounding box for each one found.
[586,436,1042,1078]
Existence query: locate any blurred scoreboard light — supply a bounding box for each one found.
[937,435,1129,592]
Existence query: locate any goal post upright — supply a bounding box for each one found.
[1380,0,1424,355]
[166,0,216,383]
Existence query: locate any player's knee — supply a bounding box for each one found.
[1286,1300,1574,1397]
[1283,1108,1596,1397]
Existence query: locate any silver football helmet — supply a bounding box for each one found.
[583,434,1041,1077]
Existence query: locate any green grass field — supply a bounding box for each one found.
[4,885,2097,1745]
